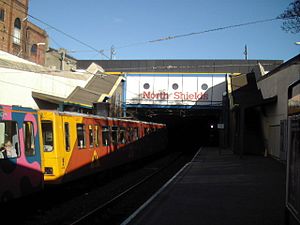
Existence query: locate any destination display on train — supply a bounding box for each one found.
[126,73,227,106]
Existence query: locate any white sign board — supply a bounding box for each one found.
[126,73,226,106]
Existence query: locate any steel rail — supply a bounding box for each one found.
[68,152,183,225]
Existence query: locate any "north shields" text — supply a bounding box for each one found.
[143,91,208,100]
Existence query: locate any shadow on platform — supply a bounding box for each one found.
[124,147,286,225]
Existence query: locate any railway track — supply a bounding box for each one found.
[1,150,195,225]
[66,151,192,225]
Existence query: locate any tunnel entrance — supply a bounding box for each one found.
[128,108,223,152]
[161,114,220,152]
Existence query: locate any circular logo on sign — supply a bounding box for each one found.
[143,83,150,89]
[201,83,208,90]
[172,83,179,90]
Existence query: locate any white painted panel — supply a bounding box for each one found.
[168,75,183,105]
[0,68,89,109]
[212,75,226,103]
[196,75,213,105]
[126,75,140,104]
[139,75,154,105]
[153,76,169,105]
[126,73,226,107]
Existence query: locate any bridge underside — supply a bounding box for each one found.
[127,106,223,151]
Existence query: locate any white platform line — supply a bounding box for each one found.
[120,147,203,225]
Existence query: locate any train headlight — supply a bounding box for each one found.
[44,167,53,175]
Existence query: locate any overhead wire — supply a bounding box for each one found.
[69,17,281,54]
[27,14,109,59]
[0,0,285,106]
[0,0,109,59]
[0,34,279,103]
[147,18,280,43]
[0,0,284,59]
[0,22,280,106]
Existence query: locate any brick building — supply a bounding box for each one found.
[0,0,48,65]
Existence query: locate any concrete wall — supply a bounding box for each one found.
[45,48,77,71]
[257,64,300,158]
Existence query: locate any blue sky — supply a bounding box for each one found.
[29,0,299,61]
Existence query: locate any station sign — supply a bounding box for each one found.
[126,73,227,106]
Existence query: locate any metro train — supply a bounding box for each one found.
[0,104,167,203]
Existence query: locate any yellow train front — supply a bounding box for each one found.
[38,110,167,184]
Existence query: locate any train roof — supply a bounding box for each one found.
[39,109,166,126]
[0,104,37,113]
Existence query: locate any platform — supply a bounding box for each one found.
[121,147,286,225]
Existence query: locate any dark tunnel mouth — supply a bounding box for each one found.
[140,111,221,152]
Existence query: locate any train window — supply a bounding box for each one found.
[94,125,100,147]
[111,126,118,146]
[77,124,86,149]
[119,127,126,144]
[102,126,110,146]
[0,121,19,159]
[64,123,70,152]
[144,128,150,135]
[127,127,133,142]
[133,127,139,141]
[88,125,94,148]
[23,122,35,156]
[42,121,54,152]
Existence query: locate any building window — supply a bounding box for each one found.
[0,8,4,22]
[31,44,37,55]
[13,18,21,44]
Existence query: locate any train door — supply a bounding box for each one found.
[40,111,62,183]
[60,115,73,176]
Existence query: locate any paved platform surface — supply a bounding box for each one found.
[121,147,286,225]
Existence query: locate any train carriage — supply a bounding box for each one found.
[0,104,167,203]
[39,110,167,185]
[0,104,43,202]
